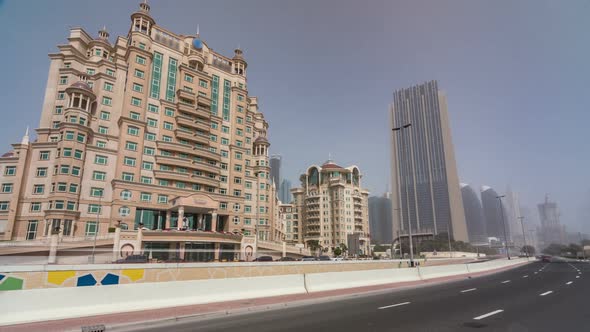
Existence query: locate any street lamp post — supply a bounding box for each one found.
[579,232,586,260]
[518,216,528,257]
[496,195,510,260]
[392,123,414,266]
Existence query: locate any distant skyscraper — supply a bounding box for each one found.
[279,179,292,203]
[481,186,509,242]
[505,188,522,245]
[390,81,468,242]
[369,194,393,244]
[460,184,487,243]
[270,155,282,190]
[537,195,566,247]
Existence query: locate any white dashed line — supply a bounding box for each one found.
[474,309,504,320]
[540,291,553,296]
[461,288,477,293]
[523,275,528,278]
[576,276,580,279]
[534,272,538,274]
[378,302,411,310]
[566,281,573,285]
[501,280,511,284]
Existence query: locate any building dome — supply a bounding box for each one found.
[254,136,269,144]
[192,38,203,50]
[69,81,93,92]
[321,160,343,169]
[1,150,14,158]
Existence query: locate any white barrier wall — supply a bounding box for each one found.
[304,268,421,293]
[0,258,531,326]
[0,274,307,326]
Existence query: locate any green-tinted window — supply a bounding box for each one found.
[131,97,142,107]
[150,52,162,98]
[55,106,63,114]
[90,187,104,197]
[93,171,106,181]
[125,141,137,151]
[135,69,145,79]
[222,79,231,121]
[211,122,218,129]
[102,97,112,106]
[133,83,143,92]
[162,135,172,142]
[98,126,108,134]
[100,111,110,120]
[60,165,70,174]
[72,167,81,176]
[104,82,113,91]
[136,55,146,65]
[165,57,178,102]
[148,104,159,113]
[211,75,219,116]
[221,138,229,145]
[143,147,155,155]
[122,172,134,182]
[94,155,108,165]
[76,133,85,143]
[64,131,75,140]
[147,118,157,127]
[184,74,193,83]
[30,202,42,212]
[130,112,141,120]
[142,161,153,170]
[221,126,229,133]
[199,79,208,88]
[145,132,156,141]
[62,148,72,157]
[141,176,152,184]
[140,192,152,202]
[88,205,101,214]
[96,140,107,148]
[123,156,136,166]
[69,184,78,193]
[74,150,83,159]
[163,121,173,130]
[164,108,174,116]
[106,68,115,76]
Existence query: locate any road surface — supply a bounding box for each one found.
[132,261,588,332]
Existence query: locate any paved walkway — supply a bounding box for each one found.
[0,262,527,332]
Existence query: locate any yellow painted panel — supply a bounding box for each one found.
[122,269,144,282]
[47,271,76,285]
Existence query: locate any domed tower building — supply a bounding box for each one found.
[291,160,371,256]
[0,1,287,262]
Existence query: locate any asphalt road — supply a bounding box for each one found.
[136,261,588,332]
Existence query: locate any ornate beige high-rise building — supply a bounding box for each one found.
[291,161,370,255]
[0,2,284,262]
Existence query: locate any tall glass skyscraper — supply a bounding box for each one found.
[461,183,487,243]
[270,154,281,191]
[390,81,468,242]
[481,186,509,242]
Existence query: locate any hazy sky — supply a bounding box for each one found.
[0,0,589,232]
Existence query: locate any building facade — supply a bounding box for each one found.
[460,183,487,243]
[0,2,284,261]
[368,193,393,244]
[270,155,281,191]
[537,195,566,248]
[389,81,468,242]
[279,179,292,203]
[480,186,509,243]
[291,160,370,255]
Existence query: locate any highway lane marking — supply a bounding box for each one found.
[474,309,504,320]
[540,291,553,296]
[534,272,538,274]
[460,288,477,293]
[523,275,528,278]
[378,302,411,310]
[576,276,580,279]
[566,281,573,285]
[501,280,511,284]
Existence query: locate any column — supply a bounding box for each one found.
[179,242,185,260]
[211,212,217,232]
[178,207,185,230]
[282,241,287,258]
[214,242,221,261]
[165,210,171,229]
[134,228,143,255]
[112,224,121,262]
[48,230,59,264]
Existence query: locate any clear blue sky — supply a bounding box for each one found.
[0,0,589,232]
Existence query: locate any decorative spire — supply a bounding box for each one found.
[139,0,151,13]
[21,126,30,145]
[98,25,109,40]
[196,24,200,37]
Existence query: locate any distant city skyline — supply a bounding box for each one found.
[0,0,589,233]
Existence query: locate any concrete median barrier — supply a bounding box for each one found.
[0,274,307,326]
[304,268,421,293]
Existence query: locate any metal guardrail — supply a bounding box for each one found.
[0,234,115,247]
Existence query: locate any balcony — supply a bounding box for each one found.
[176,115,210,132]
[177,102,210,120]
[174,129,209,145]
[197,95,211,109]
[155,155,220,175]
[177,89,196,103]
[153,170,219,187]
[156,141,220,162]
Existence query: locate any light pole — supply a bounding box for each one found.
[518,216,528,257]
[392,123,414,266]
[446,228,453,259]
[579,232,586,260]
[496,195,510,260]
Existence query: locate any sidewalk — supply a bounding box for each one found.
[0,262,528,332]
